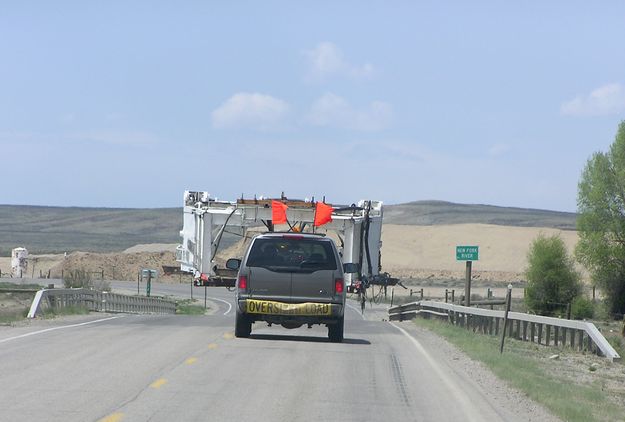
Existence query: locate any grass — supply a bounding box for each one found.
[414,317,624,422]
[0,305,90,324]
[0,282,42,290]
[176,300,207,315]
[41,305,90,317]
[0,309,29,324]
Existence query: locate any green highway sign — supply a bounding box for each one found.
[456,245,479,261]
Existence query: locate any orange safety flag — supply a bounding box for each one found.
[314,202,333,227]
[271,200,289,224]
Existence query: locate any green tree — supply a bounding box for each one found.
[576,121,625,313]
[525,234,581,316]
[576,121,625,314]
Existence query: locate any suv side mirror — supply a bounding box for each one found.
[226,258,241,271]
[343,263,360,274]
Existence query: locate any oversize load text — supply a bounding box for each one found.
[246,300,331,316]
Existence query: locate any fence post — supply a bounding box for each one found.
[420,288,424,300]
[499,284,513,354]
[445,289,449,303]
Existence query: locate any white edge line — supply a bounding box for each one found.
[207,297,233,315]
[0,316,122,345]
[346,303,366,320]
[390,322,481,422]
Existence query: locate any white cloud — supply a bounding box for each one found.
[211,92,291,130]
[304,42,374,80]
[560,83,625,116]
[308,93,392,131]
[488,143,511,157]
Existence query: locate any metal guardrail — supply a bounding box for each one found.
[27,288,176,318]
[389,300,621,362]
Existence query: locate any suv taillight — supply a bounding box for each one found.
[334,278,344,294]
[238,275,247,290]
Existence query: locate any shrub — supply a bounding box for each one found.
[92,279,112,292]
[571,296,594,320]
[592,300,611,322]
[63,269,93,289]
[525,234,582,316]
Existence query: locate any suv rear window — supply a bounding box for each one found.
[246,237,337,271]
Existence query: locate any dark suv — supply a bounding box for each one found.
[226,233,356,342]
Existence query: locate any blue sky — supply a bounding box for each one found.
[1,1,624,211]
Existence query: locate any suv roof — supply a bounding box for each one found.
[255,232,327,238]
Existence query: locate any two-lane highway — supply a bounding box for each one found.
[0,283,558,421]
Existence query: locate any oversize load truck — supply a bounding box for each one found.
[176,191,387,293]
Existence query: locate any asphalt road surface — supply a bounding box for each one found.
[0,281,557,421]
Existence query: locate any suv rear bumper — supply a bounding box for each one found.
[237,299,343,325]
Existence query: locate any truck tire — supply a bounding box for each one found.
[328,316,344,343]
[235,312,252,338]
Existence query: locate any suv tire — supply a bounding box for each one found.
[328,316,344,343]
[235,311,252,338]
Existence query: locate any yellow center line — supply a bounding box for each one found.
[150,378,168,389]
[185,357,198,365]
[208,343,218,349]
[223,332,234,340]
[99,412,124,422]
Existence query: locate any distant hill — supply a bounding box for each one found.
[0,205,182,256]
[0,201,578,256]
[384,201,577,229]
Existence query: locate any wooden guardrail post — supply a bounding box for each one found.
[546,325,551,346]
[554,326,559,346]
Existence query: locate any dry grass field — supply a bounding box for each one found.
[381,223,583,282]
[0,223,584,285]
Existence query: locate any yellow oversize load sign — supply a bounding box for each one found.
[246,299,331,316]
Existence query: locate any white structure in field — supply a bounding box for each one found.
[11,247,28,278]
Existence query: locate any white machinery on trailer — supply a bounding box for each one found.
[176,190,397,290]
